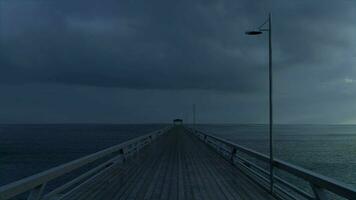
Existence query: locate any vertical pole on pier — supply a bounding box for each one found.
[246,12,274,194]
[268,13,274,194]
[193,104,196,130]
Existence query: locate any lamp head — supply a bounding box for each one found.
[245,30,263,35]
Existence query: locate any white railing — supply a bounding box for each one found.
[189,128,356,200]
[0,126,171,200]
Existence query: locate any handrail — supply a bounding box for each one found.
[189,128,356,200]
[0,126,172,200]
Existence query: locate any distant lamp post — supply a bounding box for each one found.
[193,104,196,129]
[245,13,274,193]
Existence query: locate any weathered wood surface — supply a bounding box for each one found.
[61,126,275,200]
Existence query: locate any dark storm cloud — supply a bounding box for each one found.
[272,0,356,68]
[1,0,356,123]
[0,0,270,92]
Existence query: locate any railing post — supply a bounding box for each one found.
[120,148,127,161]
[230,148,237,163]
[310,183,328,200]
[138,141,142,152]
[27,183,46,200]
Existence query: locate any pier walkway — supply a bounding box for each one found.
[63,126,274,200]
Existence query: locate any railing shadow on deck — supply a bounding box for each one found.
[0,126,172,200]
[187,128,356,200]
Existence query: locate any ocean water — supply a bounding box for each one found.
[1,124,356,190]
[0,124,165,186]
[196,124,356,188]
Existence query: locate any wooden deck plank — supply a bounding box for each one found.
[177,136,185,200]
[162,135,177,199]
[149,135,173,200]
[66,136,167,200]
[188,135,236,200]
[189,133,245,199]
[184,138,209,200]
[124,145,164,200]
[141,142,168,200]
[185,130,275,200]
[90,153,151,199]
[61,127,276,200]
[64,162,128,200]
[114,138,169,200]
[170,134,179,200]
[190,134,247,199]
[70,156,141,200]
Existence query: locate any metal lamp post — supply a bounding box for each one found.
[245,13,274,193]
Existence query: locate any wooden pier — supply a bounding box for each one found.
[62,126,274,200]
[1,125,356,200]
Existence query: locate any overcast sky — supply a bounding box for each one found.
[0,0,356,124]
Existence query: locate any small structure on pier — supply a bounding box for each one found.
[173,118,183,126]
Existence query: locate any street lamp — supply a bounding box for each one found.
[245,13,274,193]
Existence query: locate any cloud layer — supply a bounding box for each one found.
[1,0,356,123]
[1,0,270,92]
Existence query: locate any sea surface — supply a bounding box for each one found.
[1,124,356,190]
[0,124,165,186]
[195,124,356,189]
